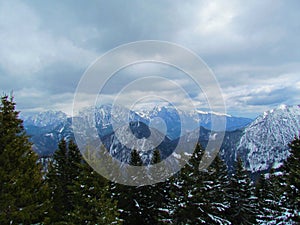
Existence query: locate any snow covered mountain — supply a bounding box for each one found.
[136,105,252,139]
[21,111,71,155]
[237,104,300,172]
[100,121,176,164]
[16,105,220,155]
[85,105,147,137]
[20,105,251,157]
[22,110,67,129]
[174,104,300,173]
[27,118,74,155]
[21,104,300,174]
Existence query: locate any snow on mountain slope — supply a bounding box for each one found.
[237,105,300,172]
[30,118,74,155]
[21,105,252,157]
[100,121,175,164]
[22,110,67,128]
[21,104,300,174]
[136,105,252,137]
[77,105,147,137]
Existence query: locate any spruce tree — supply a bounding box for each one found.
[255,170,284,224]
[129,149,143,166]
[47,139,70,223]
[47,139,82,223]
[172,143,204,224]
[174,148,231,224]
[151,148,161,164]
[226,157,258,224]
[48,140,121,224]
[65,139,82,214]
[142,149,166,224]
[286,136,300,221]
[169,143,221,224]
[69,160,121,225]
[0,95,48,224]
[113,149,145,225]
[201,155,231,224]
[279,136,300,223]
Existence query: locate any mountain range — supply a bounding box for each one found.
[21,104,300,173]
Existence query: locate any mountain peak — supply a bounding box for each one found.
[278,104,288,110]
[22,110,67,128]
[238,104,300,172]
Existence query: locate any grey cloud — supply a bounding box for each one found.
[1,0,300,117]
[246,87,299,106]
[246,94,287,107]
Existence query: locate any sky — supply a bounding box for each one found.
[1,0,300,118]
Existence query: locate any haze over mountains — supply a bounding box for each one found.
[21,104,300,173]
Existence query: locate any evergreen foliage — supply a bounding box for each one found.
[168,144,231,224]
[112,149,145,224]
[277,136,300,223]
[169,143,207,224]
[285,136,300,222]
[201,155,231,224]
[0,95,48,224]
[255,169,285,224]
[129,149,143,166]
[69,160,121,224]
[47,139,77,223]
[151,148,161,164]
[254,135,300,225]
[142,149,166,224]
[226,157,258,224]
[47,140,120,224]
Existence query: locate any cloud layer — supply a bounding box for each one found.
[0,0,299,118]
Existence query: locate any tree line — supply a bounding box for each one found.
[0,95,299,224]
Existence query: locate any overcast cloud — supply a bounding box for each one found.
[0,0,300,118]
